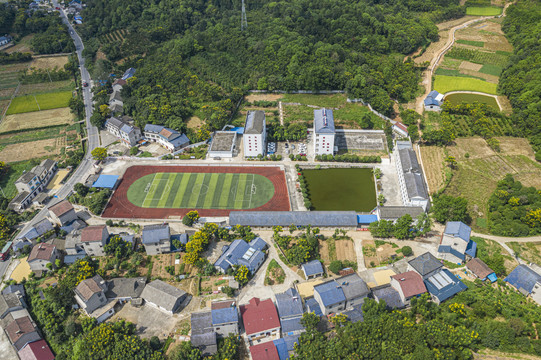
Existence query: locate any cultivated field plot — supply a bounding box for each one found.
[444,93,500,110]
[4,35,34,54]
[29,56,69,71]
[0,138,61,162]
[103,165,290,218]
[419,146,445,193]
[466,6,503,15]
[18,80,73,96]
[127,172,275,209]
[0,107,72,133]
[335,239,356,263]
[433,75,498,94]
[6,90,72,115]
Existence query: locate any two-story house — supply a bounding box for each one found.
[27,243,59,275]
[240,297,280,344]
[243,110,266,157]
[407,252,443,280]
[48,200,78,226]
[313,273,370,315]
[142,224,170,255]
[0,293,25,320]
[143,124,190,152]
[437,221,477,264]
[390,271,427,306]
[74,275,114,322]
[79,225,109,256]
[5,316,41,351]
[9,159,57,212]
[214,238,267,274]
[211,300,239,337]
[104,117,142,147]
[191,311,218,356]
[313,108,335,156]
[275,288,304,339]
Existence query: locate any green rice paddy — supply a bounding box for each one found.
[466,6,503,16]
[126,172,275,209]
[444,93,500,110]
[303,168,377,212]
[6,90,73,115]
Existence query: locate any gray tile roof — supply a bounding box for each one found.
[211,307,238,325]
[106,117,125,130]
[109,90,123,102]
[378,206,424,220]
[343,306,364,323]
[142,224,170,244]
[275,288,303,319]
[140,280,186,312]
[230,211,358,227]
[314,108,335,134]
[244,111,265,134]
[1,285,25,298]
[105,277,146,299]
[144,124,164,133]
[168,133,189,148]
[398,148,420,172]
[18,171,36,184]
[372,286,405,309]
[305,297,322,317]
[40,159,56,172]
[338,273,370,300]
[214,239,266,273]
[0,293,24,317]
[404,172,429,199]
[281,316,304,333]
[191,311,216,347]
[302,260,324,277]
[408,252,443,276]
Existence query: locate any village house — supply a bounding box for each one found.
[437,221,477,264]
[74,275,115,323]
[105,277,146,303]
[5,316,41,351]
[211,300,239,337]
[301,260,325,279]
[390,271,427,305]
[313,108,335,155]
[313,273,370,316]
[243,110,266,157]
[9,159,57,212]
[466,258,497,282]
[395,141,430,210]
[240,297,281,344]
[407,252,443,280]
[48,200,78,226]
[18,339,55,360]
[505,264,541,296]
[104,117,142,147]
[0,35,13,46]
[424,269,467,305]
[275,288,305,341]
[140,280,188,314]
[79,225,109,256]
[0,293,25,320]
[27,243,59,274]
[424,90,444,111]
[142,224,170,255]
[190,311,218,356]
[143,124,190,152]
[214,238,267,274]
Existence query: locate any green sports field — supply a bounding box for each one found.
[126,172,276,209]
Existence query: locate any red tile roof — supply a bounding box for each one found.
[18,340,55,360]
[112,79,127,87]
[48,200,73,217]
[394,122,408,132]
[250,342,279,360]
[27,243,55,262]
[239,298,280,336]
[80,225,107,243]
[6,317,38,344]
[391,271,427,298]
[159,128,173,139]
[466,258,494,279]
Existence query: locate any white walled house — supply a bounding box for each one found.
[313,108,335,155]
[244,111,266,157]
[143,124,190,152]
[8,159,57,212]
[104,117,142,147]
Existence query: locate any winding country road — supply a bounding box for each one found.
[414,2,514,114]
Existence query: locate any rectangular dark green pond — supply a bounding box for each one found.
[303,168,377,212]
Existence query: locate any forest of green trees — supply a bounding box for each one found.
[79,0,466,120]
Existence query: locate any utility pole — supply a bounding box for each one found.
[241,0,247,31]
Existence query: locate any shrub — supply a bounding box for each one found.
[329,260,343,274]
[401,246,413,257]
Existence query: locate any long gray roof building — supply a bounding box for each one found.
[244,111,265,134]
[230,211,358,227]
[314,108,335,134]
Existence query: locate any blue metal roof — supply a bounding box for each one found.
[505,265,541,294]
[428,90,440,98]
[122,68,136,81]
[487,273,498,283]
[305,298,323,317]
[283,334,300,352]
[249,237,268,251]
[314,280,346,307]
[424,97,440,106]
[20,218,54,240]
[465,240,477,258]
[438,245,465,261]
[301,260,324,277]
[230,127,244,134]
[142,224,170,244]
[92,175,119,189]
[211,307,238,326]
[214,239,266,273]
[273,339,289,360]
[281,317,304,333]
[372,286,404,309]
[275,288,303,319]
[169,133,189,148]
[444,221,471,242]
[424,269,467,303]
[144,124,164,133]
[357,215,378,224]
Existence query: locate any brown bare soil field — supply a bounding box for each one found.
[335,239,357,262]
[5,35,34,54]
[0,107,72,133]
[246,94,283,102]
[420,145,445,193]
[448,137,494,160]
[459,61,483,71]
[18,80,73,96]
[29,56,69,71]
[318,240,330,264]
[496,137,535,158]
[0,138,60,162]
[414,30,450,64]
[186,116,204,129]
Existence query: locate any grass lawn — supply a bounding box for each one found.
[303,168,377,212]
[433,75,498,95]
[333,103,385,129]
[0,160,38,198]
[126,172,275,209]
[456,39,484,47]
[6,90,73,115]
[466,6,503,16]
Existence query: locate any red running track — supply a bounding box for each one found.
[102,165,290,219]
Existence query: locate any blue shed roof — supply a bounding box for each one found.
[465,240,477,258]
[283,334,300,352]
[301,260,324,277]
[487,273,498,283]
[505,265,541,294]
[211,307,238,325]
[424,269,467,303]
[273,339,289,360]
[281,317,304,334]
[357,215,378,224]
[276,288,303,319]
[314,280,346,307]
[230,127,244,134]
[444,221,471,242]
[424,97,440,106]
[92,175,119,189]
[428,90,440,98]
[305,297,323,317]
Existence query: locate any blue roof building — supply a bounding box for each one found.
[372,286,405,309]
[230,211,359,227]
[343,305,364,323]
[214,238,267,274]
[276,288,305,337]
[142,224,170,255]
[424,90,444,111]
[18,218,54,240]
[305,298,323,317]
[92,175,119,189]
[437,221,477,264]
[273,338,289,360]
[313,280,347,315]
[357,214,378,225]
[143,124,189,152]
[505,265,541,295]
[424,269,467,304]
[121,68,136,81]
[301,260,324,279]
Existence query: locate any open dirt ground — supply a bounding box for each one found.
[420,145,445,194]
[10,257,31,282]
[0,138,61,162]
[335,239,357,262]
[459,61,483,71]
[47,169,70,190]
[29,56,69,71]
[0,107,72,133]
[186,116,204,129]
[246,94,283,102]
[495,137,535,158]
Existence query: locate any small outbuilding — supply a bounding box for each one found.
[141,280,188,314]
[466,258,497,282]
[92,174,119,189]
[301,260,325,279]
